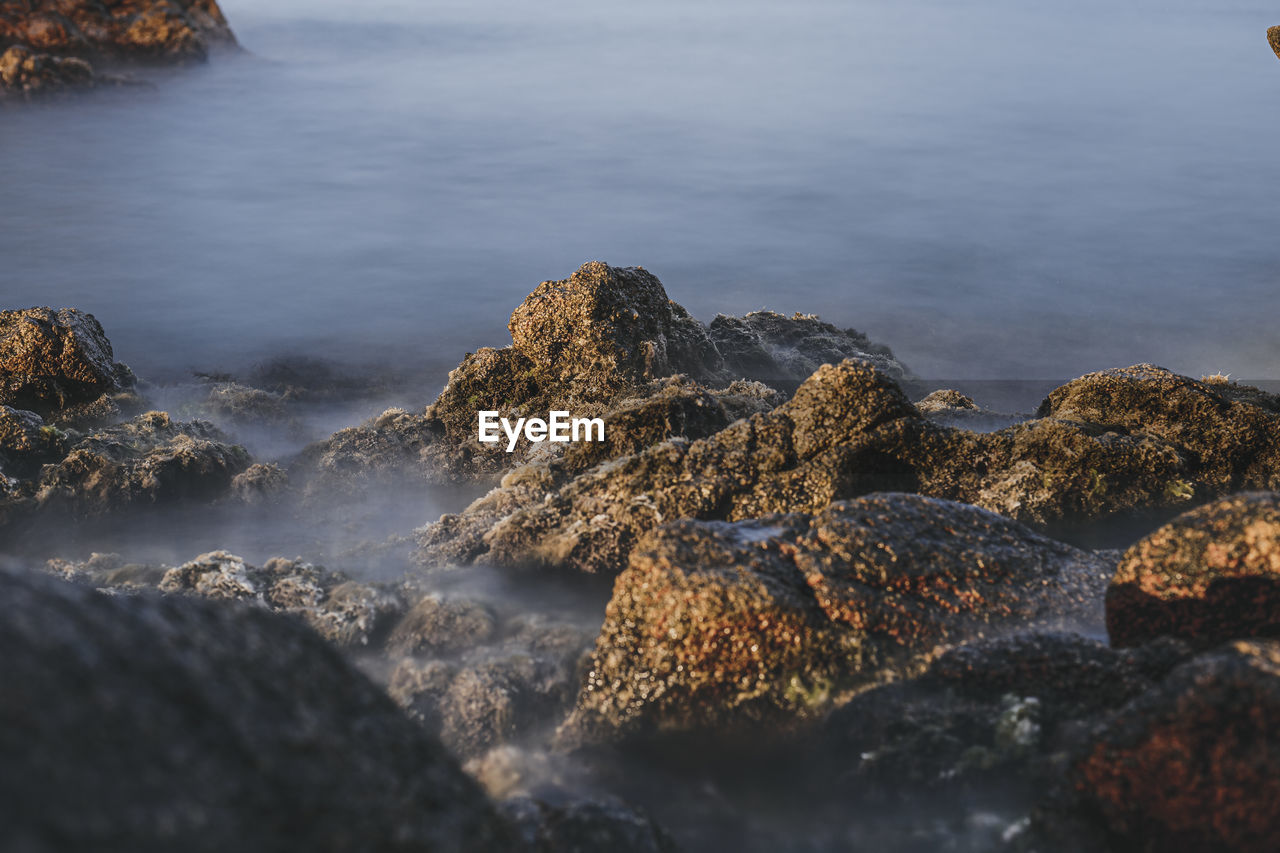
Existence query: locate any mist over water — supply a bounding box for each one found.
[2,0,1278,388]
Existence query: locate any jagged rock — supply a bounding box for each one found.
[557,494,1110,746]
[298,263,896,494]
[1039,364,1280,496]
[508,262,723,387]
[29,411,250,518]
[915,388,1024,431]
[0,1,236,66]
[0,44,93,99]
[502,795,681,853]
[0,308,136,423]
[1269,25,1280,61]
[420,362,1280,573]
[1107,492,1280,647]
[1066,640,1280,853]
[0,566,510,852]
[201,381,295,428]
[709,310,906,384]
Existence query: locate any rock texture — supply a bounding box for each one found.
[0,307,137,423]
[708,310,905,385]
[0,0,235,63]
[0,43,92,97]
[418,362,1280,574]
[1269,25,1280,61]
[502,796,681,853]
[1107,492,1280,647]
[0,565,510,852]
[296,263,902,496]
[49,550,405,649]
[557,493,1109,745]
[1068,640,1280,853]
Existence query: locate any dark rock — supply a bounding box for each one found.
[1107,491,1280,647]
[502,795,681,853]
[0,308,136,423]
[1269,25,1280,61]
[1067,640,1280,853]
[0,565,510,852]
[388,593,497,656]
[709,310,906,385]
[915,388,1025,431]
[0,405,67,479]
[557,493,1109,746]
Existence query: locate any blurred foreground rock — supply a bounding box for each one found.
[0,565,510,852]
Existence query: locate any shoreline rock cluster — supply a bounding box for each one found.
[0,0,236,102]
[6,262,1280,851]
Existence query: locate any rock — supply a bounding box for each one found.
[508,262,722,387]
[1269,25,1280,61]
[388,593,497,656]
[201,381,296,429]
[30,411,251,518]
[557,493,1110,746]
[1038,364,1280,497]
[1067,640,1280,853]
[0,565,510,851]
[51,550,405,649]
[816,633,1189,798]
[0,308,136,423]
[915,388,1024,431]
[420,362,1280,573]
[501,795,681,853]
[298,262,897,493]
[0,1,236,66]
[0,405,67,479]
[1107,492,1280,647]
[0,44,93,99]
[708,310,907,385]
[229,461,288,503]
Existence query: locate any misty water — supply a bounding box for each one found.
[6,2,1273,848]
[3,0,1279,388]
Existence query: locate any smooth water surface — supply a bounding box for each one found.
[3,0,1279,384]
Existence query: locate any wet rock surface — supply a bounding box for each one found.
[558,494,1110,746]
[0,565,510,852]
[709,309,906,384]
[0,43,94,98]
[1107,491,1280,647]
[502,795,681,853]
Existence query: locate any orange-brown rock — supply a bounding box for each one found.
[1107,492,1280,647]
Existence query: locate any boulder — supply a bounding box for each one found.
[0,405,67,479]
[0,308,136,422]
[1068,640,1280,853]
[1107,492,1280,647]
[1269,25,1280,61]
[557,493,1110,745]
[0,565,509,851]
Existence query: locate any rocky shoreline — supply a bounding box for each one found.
[5,262,1280,850]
